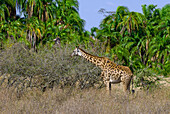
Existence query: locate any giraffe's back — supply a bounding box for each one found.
[116,65,133,76]
[104,58,132,75]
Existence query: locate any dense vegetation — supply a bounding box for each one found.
[0,0,169,93]
[93,4,170,76]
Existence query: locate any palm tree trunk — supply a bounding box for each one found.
[146,39,149,53]
[145,38,149,65]
[28,3,34,19]
[27,2,34,49]
[33,31,36,51]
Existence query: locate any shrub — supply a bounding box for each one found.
[0,42,103,96]
[134,67,160,90]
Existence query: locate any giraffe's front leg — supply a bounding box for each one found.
[103,77,111,91]
[101,70,111,92]
[104,80,111,96]
[106,81,111,91]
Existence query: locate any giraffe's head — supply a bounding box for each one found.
[71,46,82,57]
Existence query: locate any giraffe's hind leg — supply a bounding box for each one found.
[123,76,132,93]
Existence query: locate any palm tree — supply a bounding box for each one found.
[24,16,44,49]
[117,11,144,36]
[17,0,35,19]
[33,0,57,22]
[0,4,10,21]
[148,4,170,70]
[0,0,16,20]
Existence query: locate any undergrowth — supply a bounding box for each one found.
[0,42,104,97]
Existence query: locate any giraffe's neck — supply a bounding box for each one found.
[79,48,107,69]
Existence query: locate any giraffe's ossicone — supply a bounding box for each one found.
[71,46,134,93]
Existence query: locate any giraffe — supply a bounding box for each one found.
[71,46,134,93]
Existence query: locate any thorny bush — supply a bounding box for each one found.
[0,43,103,96]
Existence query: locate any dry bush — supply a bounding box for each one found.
[0,42,103,96]
[134,68,161,90]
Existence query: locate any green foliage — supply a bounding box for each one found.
[94,4,170,78]
[0,0,89,50]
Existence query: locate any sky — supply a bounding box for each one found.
[78,0,170,31]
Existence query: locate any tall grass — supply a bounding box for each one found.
[0,86,169,114]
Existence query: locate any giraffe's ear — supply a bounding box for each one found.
[76,46,79,49]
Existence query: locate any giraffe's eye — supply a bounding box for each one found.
[73,51,76,54]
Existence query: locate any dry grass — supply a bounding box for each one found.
[0,85,169,114]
